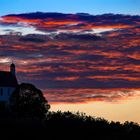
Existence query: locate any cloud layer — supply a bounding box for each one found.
[0,12,140,103]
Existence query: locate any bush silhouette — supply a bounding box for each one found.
[44,111,140,140]
[0,110,140,139]
[9,83,50,119]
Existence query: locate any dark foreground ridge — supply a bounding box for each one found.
[0,83,139,140]
[0,111,140,140]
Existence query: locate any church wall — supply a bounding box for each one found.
[0,87,16,104]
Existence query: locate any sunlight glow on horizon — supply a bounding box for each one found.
[51,93,140,124]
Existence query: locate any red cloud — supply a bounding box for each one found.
[0,13,140,103]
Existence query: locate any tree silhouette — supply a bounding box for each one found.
[10,83,50,119]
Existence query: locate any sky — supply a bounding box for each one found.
[0,0,140,16]
[0,0,140,123]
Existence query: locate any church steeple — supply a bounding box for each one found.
[10,63,16,76]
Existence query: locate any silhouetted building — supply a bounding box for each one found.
[0,63,18,107]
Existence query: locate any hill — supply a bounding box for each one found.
[0,111,140,140]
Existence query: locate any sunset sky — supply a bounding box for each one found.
[0,0,140,16]
[0,0,140,123]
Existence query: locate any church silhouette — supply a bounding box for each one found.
[0,63,18,107]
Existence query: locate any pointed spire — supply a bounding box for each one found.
[10,62,16,76]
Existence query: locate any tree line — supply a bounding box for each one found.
[0,83,140,140]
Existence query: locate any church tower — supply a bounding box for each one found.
[10,63,16,76]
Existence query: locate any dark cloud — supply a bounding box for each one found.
[19,36,46,43]
[0,12,140,103]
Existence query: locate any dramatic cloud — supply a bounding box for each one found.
[0,12,140,103]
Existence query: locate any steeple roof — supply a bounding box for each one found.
[0,71,18,87]
[10,63,15,67]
